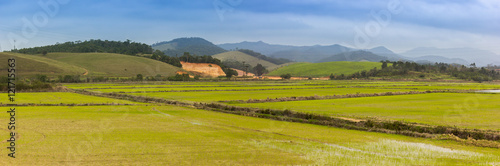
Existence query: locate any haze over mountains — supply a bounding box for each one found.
[219,40,499,66]
[145,37,498,67]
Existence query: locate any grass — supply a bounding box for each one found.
[0,52,86,76]
[44,52,181,77]
[212,51,277,69]
[0,92,140,105]
[2,80,500,164]
[267,61,384,77]
[1,104,499,165]
[0,52,182,78]
[124,88,424,103]
[231,93,500,130]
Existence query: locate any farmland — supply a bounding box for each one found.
[1,80,500,165]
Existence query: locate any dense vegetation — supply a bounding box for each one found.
[14,39,152,55]
[238,49,292,65]
[150,50,182,67]
[330,61,500,82]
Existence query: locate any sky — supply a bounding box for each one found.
[1,0,499,54]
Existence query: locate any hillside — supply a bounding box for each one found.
[218,41,297,56]
[38,52,181,77]
[0,52,87,77]
[212,51,278,69]
[44,52,181,77]
[270,44,352,62]
[267,61,383,77]
[317,50,388,63]
[367,46,407,61]
[153,37,227,57]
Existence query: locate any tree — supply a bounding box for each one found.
[225,69,238,79]
[42,50,48,56]
[280,73,292,79]
[136,74,143,81]
[35,74,48,82]
[253,63,267,76]
[382,61,388,69]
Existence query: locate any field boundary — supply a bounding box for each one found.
[0,103,137,107]
[220,90,471,103]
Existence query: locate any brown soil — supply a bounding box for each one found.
[180,62,226,77]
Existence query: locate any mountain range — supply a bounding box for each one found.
[152,37,500,66]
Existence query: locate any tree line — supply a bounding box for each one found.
[237,49,292,65]
[14,39,152,56]
[329,61,500,82]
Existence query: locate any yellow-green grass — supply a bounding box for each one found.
[231,93,500,130]
[43,52,181,77]
[125,88,425,103]
[88,85,340,93]
[1,105,498,165]
[0,92,139,105]
[212,51,277,69]
[0,52,86,76]
[267,61,384,77]
[65,80,483,90]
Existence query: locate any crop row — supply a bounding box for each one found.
[222,90,468,103]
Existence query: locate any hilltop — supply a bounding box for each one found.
[152,37,227,57]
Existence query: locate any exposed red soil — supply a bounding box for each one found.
[180,61,226,77]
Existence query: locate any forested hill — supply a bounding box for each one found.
[237,49,292,65]
[15,39,153,55]
[152,37,227,57]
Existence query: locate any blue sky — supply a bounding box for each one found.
[1,0,499,54]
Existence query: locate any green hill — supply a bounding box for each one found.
[44,53,181,77]
[267,61,383,77]
[0,52,181,77]
[152,37,227,56]
[212,51,278,69]
[0,52,86,76]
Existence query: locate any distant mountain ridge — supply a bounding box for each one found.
[218,40,497,66]
[317,50,389,63]
[219,41,354,62]
[400,47,500,66]
[153,37,227,57]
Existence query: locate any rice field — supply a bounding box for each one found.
[230,93,500,130]
[2,80,500,165]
